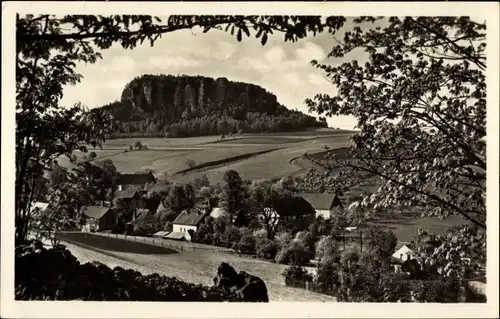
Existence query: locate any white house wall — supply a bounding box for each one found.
[173,224,198,233]
[315,209,331,219]
[392,245,415,262]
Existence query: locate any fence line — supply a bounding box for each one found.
[87,231,236,254]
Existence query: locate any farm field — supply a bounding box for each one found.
[367,213,468,243]
[60,232,336,302]
[57,130,354,183]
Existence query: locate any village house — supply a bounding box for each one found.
[203,197,249,227]
[262,196,316,233]
[128,209,158,234]
[80,206,117,232]
[117,171,156,191]
[298,192,345,220]
[392,242,415,262]
[169,207,210,241]
[113,187,148,221]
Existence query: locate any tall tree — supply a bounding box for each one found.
[369,229,398,260]
[220,170,246,221]
[70,159,119,205]
[306,17,486,229]
[165,184,187,215]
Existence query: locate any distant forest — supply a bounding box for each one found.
[96,74,328,138]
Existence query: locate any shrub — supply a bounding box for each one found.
[192,220,214,245]
[369,229,398,259]
[283,265,313,289]
[275,242,310,266]
[223,226,242,248]
[340,247,361,268]
[186,159,196,169]
[274,232,293,250]
[88,151,97,160]
[234,228,256,254]
[255,237,278,260]
[294,230,316,260]
[313,261,340,296]
[134,141,144,150]
[315,236,340,264]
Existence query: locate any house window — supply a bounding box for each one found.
[400,254,403,260]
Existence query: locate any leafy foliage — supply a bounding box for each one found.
[369,229,398,259]
[414,225,486,279]
[305,17,486,229]
[254,236,278,260]
[220,170,246,220]
[315,235,341,265]
[283,265,313,289]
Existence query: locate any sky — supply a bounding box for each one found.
[60,17,378,130]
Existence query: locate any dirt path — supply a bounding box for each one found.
[61,236,336,302]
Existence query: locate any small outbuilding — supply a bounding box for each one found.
[81,206,116,232]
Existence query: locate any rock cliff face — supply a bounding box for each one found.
[98,74,327,137]
[105,74,282,123]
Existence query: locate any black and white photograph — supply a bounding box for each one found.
[1,1,499,318]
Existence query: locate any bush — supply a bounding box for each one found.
[88,151,97,160]
[274,232,293,250]
[312,261,340,296]
[340,247,361,268]
[255,237,277,260]
[223,226,242,248]
[234,228,256,254]
[275,242,310,266]
[293,230,315,260]
[315,236,340,264]
[186,159,196,169]
[134,141,144,150]
[369,229,398,259]
[283,265,313,289]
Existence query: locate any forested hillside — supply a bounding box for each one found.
[97,75,328,138]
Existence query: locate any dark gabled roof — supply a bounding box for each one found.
[82,206,112,219]
[298,192,346,210]
[133,210,156,224]
[273,197,316,217]
[118,172,156,186]
[173,208,209,226]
